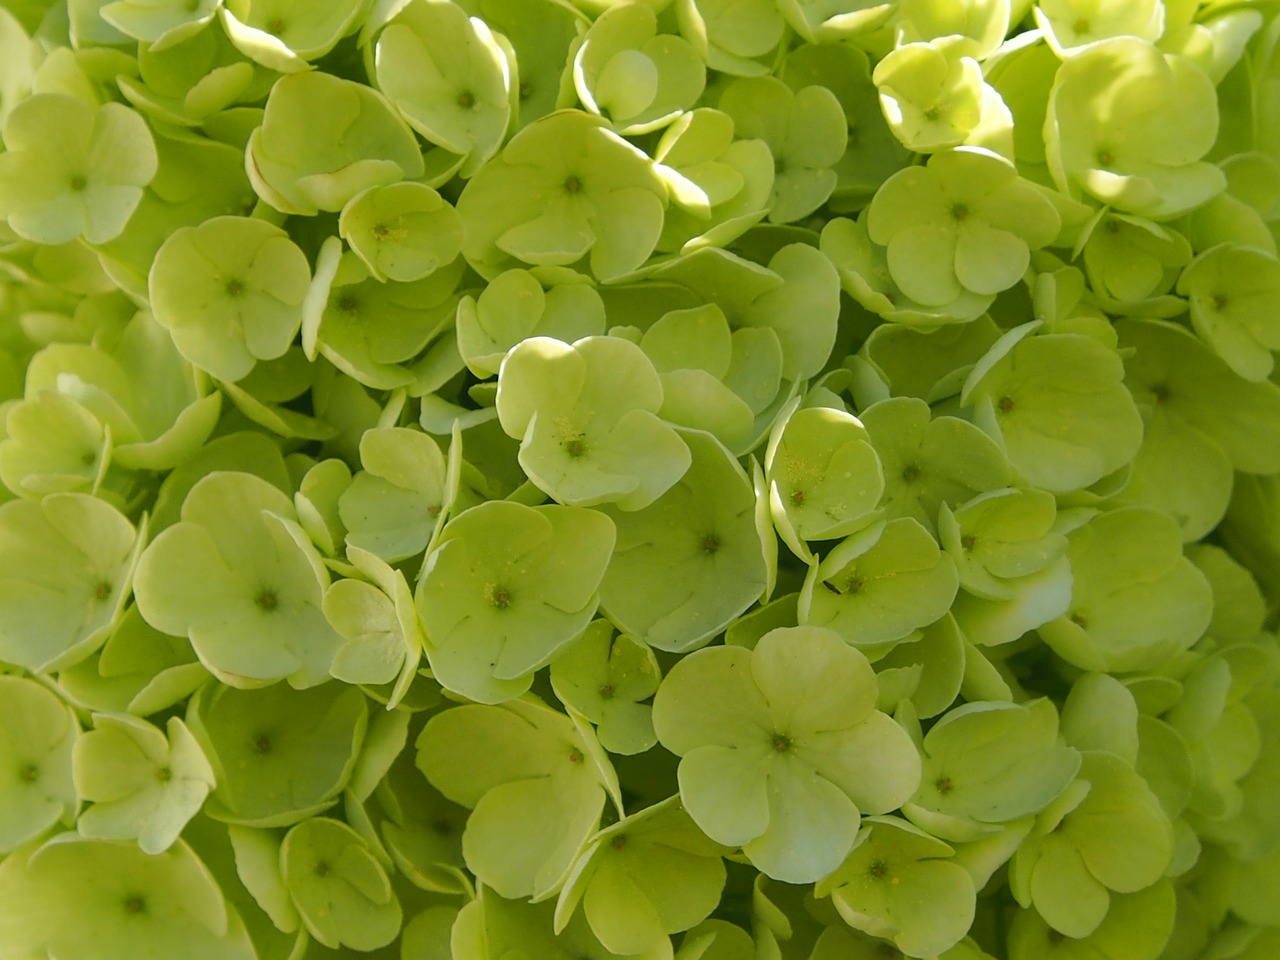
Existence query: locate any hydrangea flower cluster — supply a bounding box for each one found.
[1,1,1279,958]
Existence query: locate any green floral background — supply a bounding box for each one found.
[0,0,1279,958]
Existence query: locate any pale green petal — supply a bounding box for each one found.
[743,760,861,883]
[678,744,772,847]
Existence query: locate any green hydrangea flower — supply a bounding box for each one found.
[571,2,705,135]
[0,493,142,673]
[454,884,657,960]
[858,396,1012,535]
[961,323,1143,495]
[718,75,847,224]
[133,471,343,689]
[0,391,110,499]
[903,699,1082,843]
[280,816,402,951]
[374,741,469,896]
[339,181,464,284]
[597,429,767,654]
[115,23,266,128]
[1079,211,1193,317]
[416,696,619,900]
[780,42,911,213]
[496,335,691,511]
[816,815,977,959]
[101,0,221,49]
[371,0,512,178]
[0,93,157,245]
[456,110,668,282]
[148,215,311,384]
[821,216,995,327]
[73,712,214,854]
[549,620,662,756]
[554,796,726,956]
[676,0,786,76]
[1007,880,1176,960]
[1044,37,1225,220]
[777,0,893,41]
[648,243,840,381]
[652,106,775,252]
[1010,751,1173,939]
[856,315,1002,402]
[896,0,1009,59]
[324,545,424,703]
[1034,0,1164,55]
[1038,507,1213,674]
[185,678,368,827]
[1123,317,1280,478]
[1117,318,1280,538]
[415,499,615,703]
[0,676,78,854]
[452,0,587,128]
[21,311,221,472]
[1177,242,1280,382]
[94,122,257,302]
[337,426,453,564]
[456,269,606,379]
[55,604,210,718]
[220,0,366,72]
[652,626,921,883]
[766,403,883,558]
[0,834,256,959]
[866,147,1061,307]
[800,517,960,656]
[872,41,986,154]
[636,303,781,454]
[938,487,1067,601]
[306,247,461,390]
[942,486,1074,649]
[246,71,426,216]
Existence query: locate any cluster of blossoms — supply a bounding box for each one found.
[1,0,1279,958]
